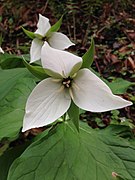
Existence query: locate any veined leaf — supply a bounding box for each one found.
[82,37,95,68]
[0,68,36,140]
[0,142,30,180]
[0,126,51,180]
[46,15,63,37]
[8,122,135,180]
[0,53,30,69]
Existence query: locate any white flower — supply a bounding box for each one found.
[22,42,132,132]
[0,47,4,54]
[30,14,74,63]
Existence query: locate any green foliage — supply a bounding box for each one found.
[0,142,30,180]
[82,37,95,68]
[46,15,63,37]
[22,27,35,39]
[110,110,135,130]
[111,110,120,121]
[104,124,134,139]
[7,122,135,180]
[0,53,24,69]
[68,101,79,131]
[106,78,135,94]
[23,59,49,80]
[0,68,36,141]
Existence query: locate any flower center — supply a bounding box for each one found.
[42,36,47,41]
[62,77,73,88]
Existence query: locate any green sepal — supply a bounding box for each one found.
[68,101,79,132]
[81,37,95,69]
[46,15,63,37]
[23,59,49,80]
[22,27,35,39]
[34,33,43,40]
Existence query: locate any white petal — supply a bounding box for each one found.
[41,42,82,78]
[48,32,75,50]
[71,69,132,112]
[22,78,71,132]
[35,14,51,37]
[30,38,43,63]
[0,47,4,54]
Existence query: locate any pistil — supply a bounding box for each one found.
[62,77,73,88]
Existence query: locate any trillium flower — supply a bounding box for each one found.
[30,14,74,63]
[22,42,132,132]
[0,47,4,54]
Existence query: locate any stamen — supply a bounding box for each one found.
[52,78,61,83]
[62,70,66,78]
[57,85,65,93]
[72,82,80,90]
[62,77,73,88]
[69,88,74,100]
[72,73,77,78]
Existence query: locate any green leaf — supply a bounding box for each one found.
[106,78,135,94]
[0,53,24,69]
[101,124,133,139]
[68,101,79,132]
[0,127,50,180]
[0,142,30,180]
[82,38,95,68]
[0,68,36,140]
[0,140,9,156]
[23,59,49,80]
[22,27,35,39]
[46,15,63,37]
[8,122,135,180]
